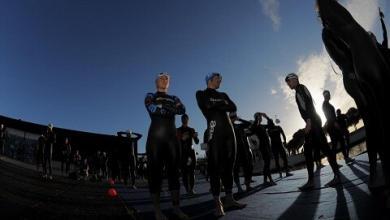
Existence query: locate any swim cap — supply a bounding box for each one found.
[285,73,298,82]
[156,72,170,80]
[205,72,222,85]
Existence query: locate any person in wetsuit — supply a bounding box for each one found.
[263,114,293,178]
[196,72,246,217]
[118,130,142,189]
[36,134,45,172]
[61,137,72,176]
[336,109,350,154]
[145,72,188,220]
[0,124,6,155]
[229,112,254,192]
[43,123,56,180]
[177,114,199,195]
[250,112,276,186]
[322,90,354,164]
[285,73,341,190]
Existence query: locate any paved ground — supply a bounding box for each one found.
[1,150,388,220]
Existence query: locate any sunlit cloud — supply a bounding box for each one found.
[280,0,380,122]
[271,89,277,95]
[259,0,281,31]
[278,0,382,140]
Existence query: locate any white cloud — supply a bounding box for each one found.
[271,88,277,95]
[280,0,380,124]
[344,0,379,31]
[259,0,281,31]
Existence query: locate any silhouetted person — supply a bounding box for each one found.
[36,134,45,172]
[264,115,293,178]
[336,109,350,154]
[177,114,199,195]
[80,158,89,181]
[61,137,72,175]
[250,112,276,186]
[322,90,354,164]
[118,130,141,189]
[0,124,7,155]
[100,151,108,180]
[196,72,246,217]
[229,112,254,192]
[43,123,56,180]
[73,150,82,174]
[285,73,340,190]
[0,124,6,155]
[145,72,188,220]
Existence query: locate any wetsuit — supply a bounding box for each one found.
[0,126,5,155]
[232,120,253,188]
[322,100,350,160]
[336,113,350,152]
[249,122,272,179]
[177,126,199,193]
[196,88,237,196]
[36,135,45,170]
[61,142,72,174]
[266,120,290,174]
[117,132,141,186]
[43,129,56,177]
[295,84,339,180]
[145,92,185,194]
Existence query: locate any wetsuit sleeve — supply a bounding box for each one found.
[195,90,236,112]
[238,119,252,131]
[381,17,388,48]
[296,85,315,121]
[145,93,185,116]
[159,95,185,115]
[220,93,237,112]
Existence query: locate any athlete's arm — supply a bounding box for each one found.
[162,96,186,115]
[145,93,185,116]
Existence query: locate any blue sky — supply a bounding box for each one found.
[0,0,388,154]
